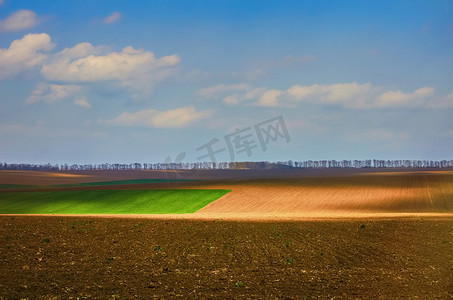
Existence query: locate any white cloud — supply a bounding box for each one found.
[41,44,180,94]
[287,82,374,108]
[326,83,372,102]
[0,33,54,79]
[0,10,38,32]
[210,81,448,109]
[106,106,213,128]
[103,12,122,24]
[258,89,281,107]
[1,32,180,101]
[244,87,267,100]
[54,42,105,61]
[197,83,250,98]
[198,84,267,106]
[266,83,438,109]
[220,87,268,106]
[223,95,239,105]
[74,97,91,108]
[287,84,327,100]
[25,83,82,104]
[375,87,435,108]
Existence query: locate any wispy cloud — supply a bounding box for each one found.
[74,97,91,108]
[25,83,83,105]
[105,106,213,128]
[197,83,250,98]
[0,10,38,32]
[103,12,122,24]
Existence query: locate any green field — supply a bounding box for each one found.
[0,184,37,190]
[52,179,198,187]
[0,189,230,214]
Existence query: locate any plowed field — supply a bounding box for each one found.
[0,216,452,299]
[1,168,452,298]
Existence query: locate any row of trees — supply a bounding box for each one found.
[1,159,453,171]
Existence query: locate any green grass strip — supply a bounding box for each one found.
[52,178,198,187]
[0,184,37,190]
[0,189,230,214]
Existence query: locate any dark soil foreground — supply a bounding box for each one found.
[1,216,452,299]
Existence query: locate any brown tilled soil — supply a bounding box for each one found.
[2,168,452,186]
[1,216,453,299]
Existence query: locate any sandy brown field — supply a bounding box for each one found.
[196,173,453,217]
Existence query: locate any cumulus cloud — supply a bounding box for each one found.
[244,87,267,100]
[287,82,374,108]
[0,33,54,79]
[258,89,281,107]
[197,83,250,98]
[25,83,82,104]
[41,44,180,94]
[2,32,181,105]
[286,83,437,109]
[202,81,451,109]
[375,87,435,108]
[106,106,213,128]
[103,12,122,24]
[198,84,268,106]
[52,42,105,61]
[74,97,91,108]
[327,83,373,102]
[0,10,38,32]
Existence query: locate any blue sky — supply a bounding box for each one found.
[0,0,452,164]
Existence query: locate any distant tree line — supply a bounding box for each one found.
[1,159,453,171]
